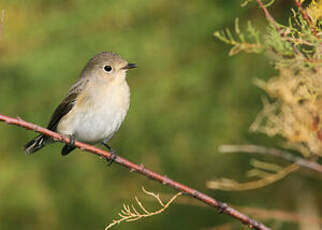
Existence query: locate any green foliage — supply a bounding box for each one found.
[215,1,322,68]
[214,18,264,56]
[215,0,322,156]
[211,0,322,196]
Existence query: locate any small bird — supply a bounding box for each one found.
[24,52,136,158]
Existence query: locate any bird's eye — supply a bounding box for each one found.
[104,65,112,72]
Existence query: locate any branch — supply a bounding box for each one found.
[256,0,320,39]
[255,0,281,32]
[207,164,299,191]
[105,187,182,229]
[0,113,270,230]
[219,144,322,174]
[255,0,320,71]
[293,0,320,38]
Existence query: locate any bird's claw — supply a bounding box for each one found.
[102,143,117,166]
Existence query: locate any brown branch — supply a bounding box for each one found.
[219,144,322,174]
[255,0,281,32]
[255,0,319,71]
[293,0,319,38]
[0,113,270,230]
[256,0,319,39]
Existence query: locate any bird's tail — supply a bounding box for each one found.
[24,135,50,155]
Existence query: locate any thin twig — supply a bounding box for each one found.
[255,0,320,71]
[293,0,319,38]
[256,0,319,39]
[105,187,182,229]
[0,114,270,230]
[255,0,281,32]
[282,37,313,46]
[219,144,322,174]
[207,164,299,191]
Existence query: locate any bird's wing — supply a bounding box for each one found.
[47,79,88,131]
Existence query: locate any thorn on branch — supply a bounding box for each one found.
[162,175,171,185]
[218,202,228,214]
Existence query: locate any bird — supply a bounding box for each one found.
[24,51,136,159]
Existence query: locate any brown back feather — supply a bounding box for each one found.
[47,79,88,131]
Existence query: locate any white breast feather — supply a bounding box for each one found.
[57,79,130,144]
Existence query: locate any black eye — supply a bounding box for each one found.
[104,65,112,72]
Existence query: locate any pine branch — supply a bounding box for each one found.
[293,0,320,38]
[0,113,270,230]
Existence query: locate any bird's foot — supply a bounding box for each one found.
[68,135,75,146]
[102,143,117,166]
[61,135,76,156]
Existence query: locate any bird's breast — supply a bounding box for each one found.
[58,80,130,144]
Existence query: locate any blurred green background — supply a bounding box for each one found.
[0,0,321,229]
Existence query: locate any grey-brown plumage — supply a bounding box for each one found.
[24,91,79,154]
[24,52,136,155]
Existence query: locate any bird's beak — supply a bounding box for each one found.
[122,63,137,70]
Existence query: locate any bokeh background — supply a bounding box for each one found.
[0,0,321,229]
